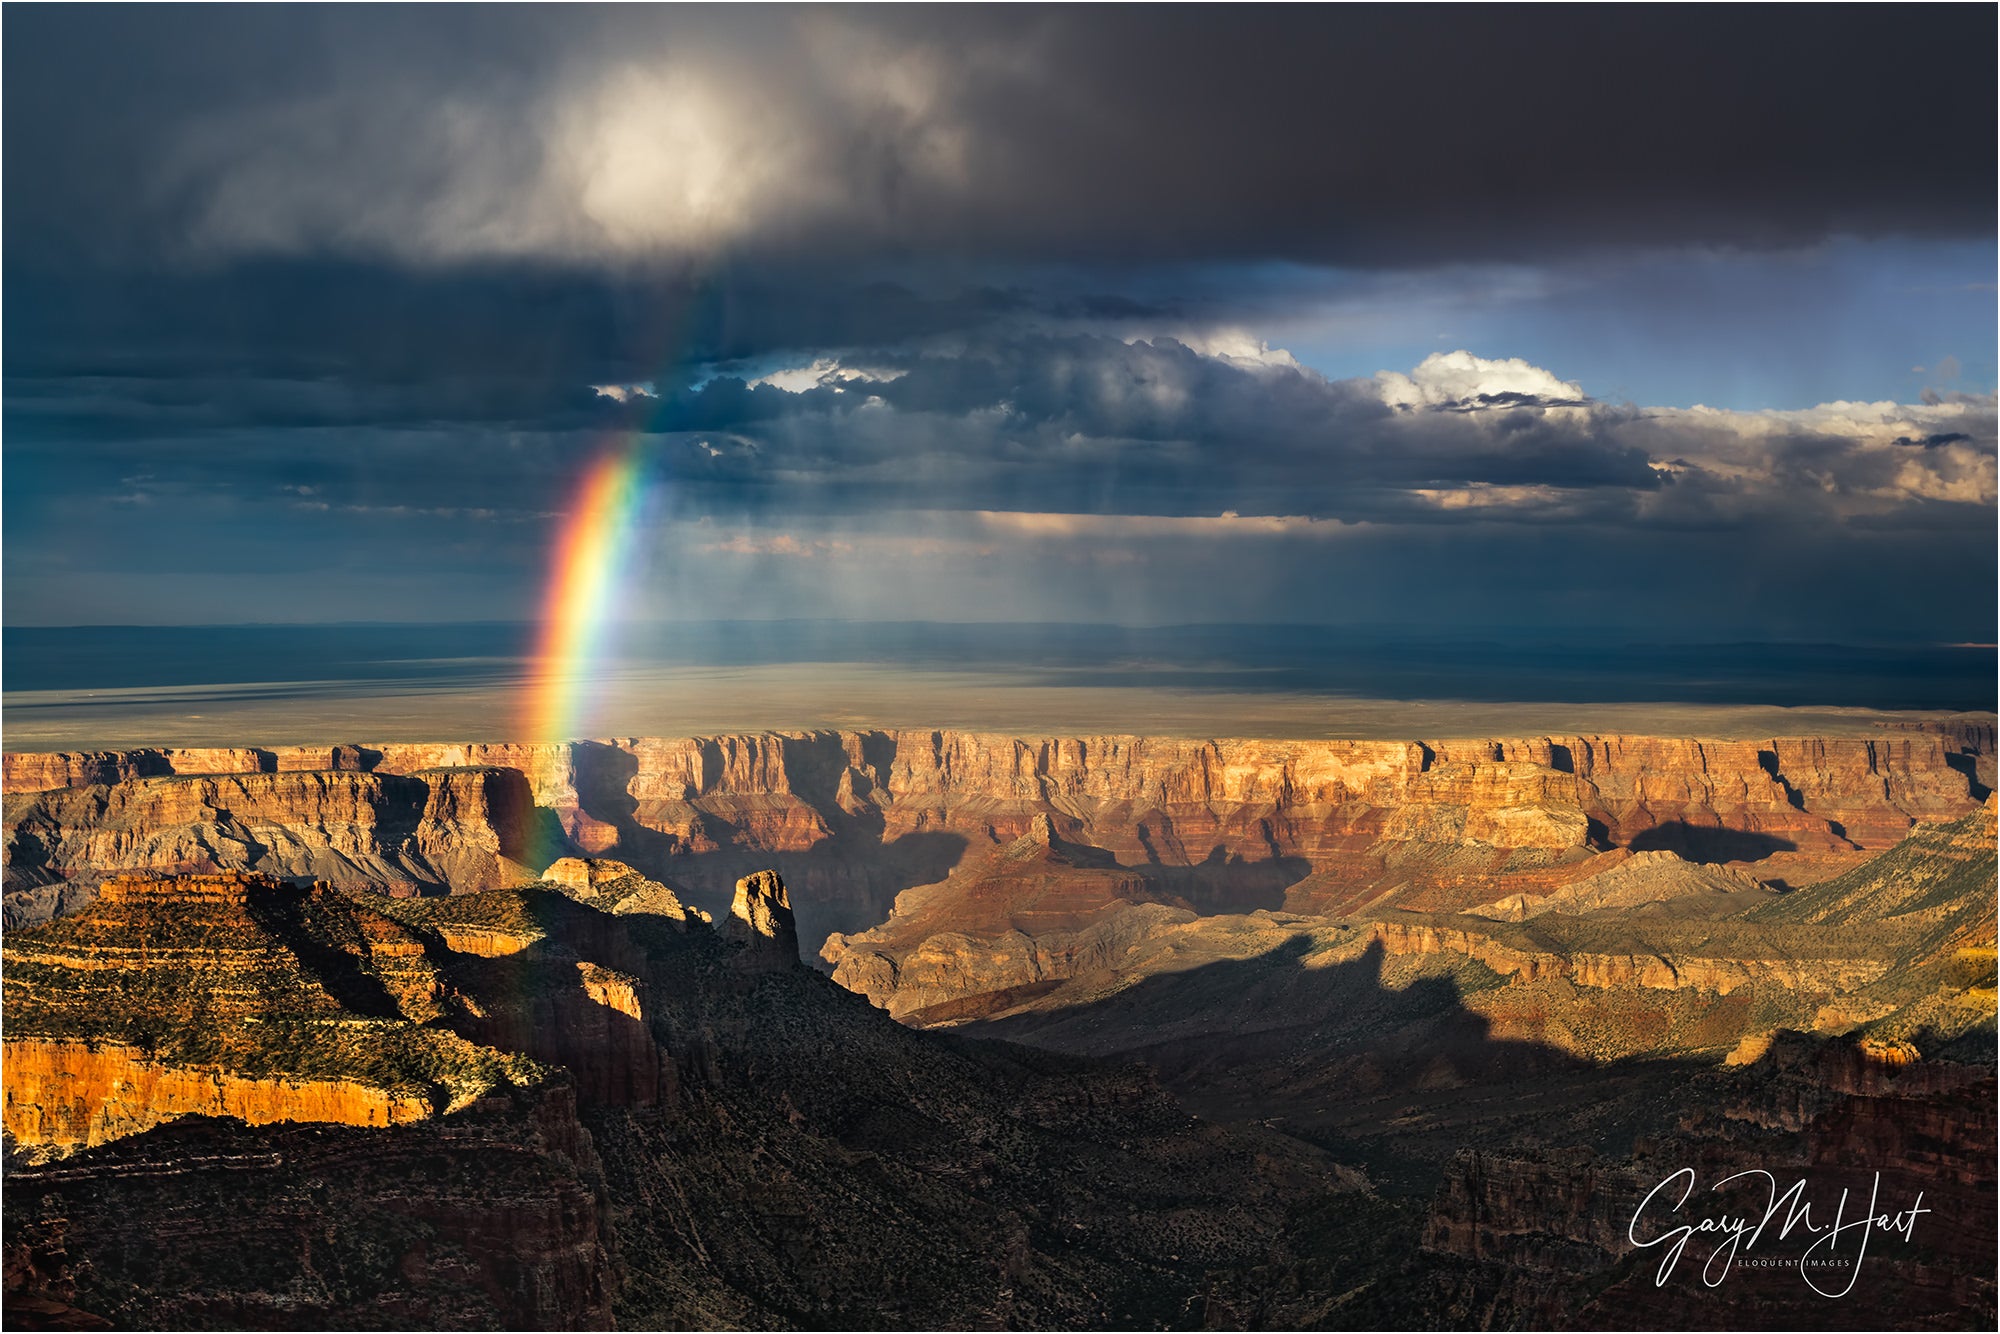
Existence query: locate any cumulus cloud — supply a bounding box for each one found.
[1167,329,1304,373]
[1374,351,1588,410]
[1622,395,1999,513]
[18,333,1990,534]
[9,334,1993,637]
[747,359,908,393]
[592,383,656,403]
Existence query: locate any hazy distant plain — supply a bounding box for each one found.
[4,622,1992,751]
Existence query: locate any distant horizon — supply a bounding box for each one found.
[5,622,1992,754]
[6,615,1995,646]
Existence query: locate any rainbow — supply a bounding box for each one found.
[522,446,653,752]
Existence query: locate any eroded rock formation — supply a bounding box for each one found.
[1,865,1361,1330]
[3,766,541,923]
[7,724,1990,944]
[723,868,800,969]
[1,872,546,1158]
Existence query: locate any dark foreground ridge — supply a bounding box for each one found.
[4,866,1352,1329]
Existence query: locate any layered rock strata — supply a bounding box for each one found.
[3,766,540,924]
[1,871,547,1158]
[6,724,1990,944]
[2,861,1364,1331]
[886,802,1998,1090]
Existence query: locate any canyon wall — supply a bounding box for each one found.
[1417,1035,1998,1328]
[2,862,1365,1331]
[3,766,541,917]
[6,724,1992,943]
[9,726,1990,849]
[2,1038,436,1155]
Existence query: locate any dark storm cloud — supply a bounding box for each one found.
[838,336,1668,500]
[14,332,1988,536]
[4,263,1033,396]
[3,333,1625,520]
[1,262,1072,473]
[6,5,1993,270]
[6,331,1992,637]
[1436,392,1595,414]
[8,4,1992,451]
[3,5,1993,642]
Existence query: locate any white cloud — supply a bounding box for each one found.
[1166,328,1303,372]
[1410,484,1569,512]
[1374,349,1586,409]
[1629,394,1998,508]
[749,359,908,392]
[1351,349,1997,516]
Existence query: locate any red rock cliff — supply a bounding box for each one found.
[6,725,1989,940]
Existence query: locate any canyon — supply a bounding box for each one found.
[3,865,1355,1328]
[7,723,1991,941]
[3,721,1994,1328]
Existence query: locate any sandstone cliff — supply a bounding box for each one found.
[0,872,549,1159]
[3,1038,436,1152]
[7,724,1989,946]
[7,726,1992,1077]
[3,766,541,925]
[2,864,1364,1331]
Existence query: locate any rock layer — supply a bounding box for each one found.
[6,724,1990,944]
[1,867,1365,1331]
[723,868,800,968]
[3,766,540,923]
[2,1038,435,1154]
[0,872,550,1159]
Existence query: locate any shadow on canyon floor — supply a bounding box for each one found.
[1625,820,1800,861]
[559,740,969,951]
[967,937,1702,1197]
[1135,845,1311,915]
[557,739,1312,948]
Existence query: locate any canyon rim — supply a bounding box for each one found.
[4,4,1996,1332]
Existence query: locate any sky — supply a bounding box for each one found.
[4,4,1996,645]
